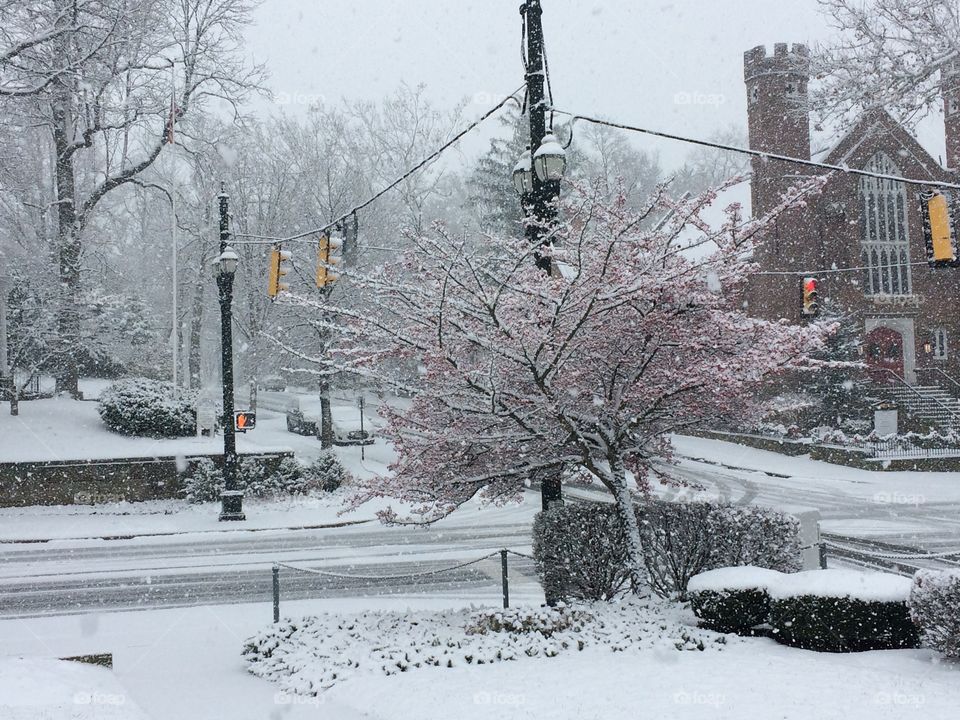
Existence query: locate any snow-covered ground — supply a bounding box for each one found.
[0,393,389,468]
[2,596,958,720]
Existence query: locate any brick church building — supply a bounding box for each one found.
[743,43,960,404]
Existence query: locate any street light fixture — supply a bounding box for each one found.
[532,132,566,182]
[512,149,534,196]
[215,197,245,521]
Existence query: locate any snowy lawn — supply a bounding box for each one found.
[2,594,958,719]
[0,657,150,719]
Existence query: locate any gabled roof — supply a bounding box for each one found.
[820,108,948,182]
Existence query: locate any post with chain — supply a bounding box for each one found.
[272,564,280,622]
[500,550,510,609]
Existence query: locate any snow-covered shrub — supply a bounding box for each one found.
[533,503,630,601]
[533,500,801,601]
[301,451,348,493]
[639,501,800,599]
[466,605,592,638]
[688,566,784,634]
[243,600,729,694]
[181,457,223,503]
[98,378,196,437]
[909,569,960,659]
[241,457,311,498]
[768,570,918,652]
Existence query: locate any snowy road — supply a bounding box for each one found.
[0,508,538,619]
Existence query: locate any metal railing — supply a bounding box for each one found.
[820,531,960,577]
[917,366,960,395]
[872,367,960,426]
[270,548,535,622]
[838,435,960,459]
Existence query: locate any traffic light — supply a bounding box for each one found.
[234,411,256,432]
[316,233,342,288]
[267,245,291,299]
[921,190,958,267]
[802,277,819,317]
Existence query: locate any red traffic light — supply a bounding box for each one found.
[802,277,819,316]
[234,411,256,432]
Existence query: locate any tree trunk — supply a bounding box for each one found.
[187,262,205,389]
[8,376,17,417]
[609,455,647,594]
[52,90,81,398]
[319,381,334,448]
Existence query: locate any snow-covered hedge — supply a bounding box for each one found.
[98,378,196,437]
[181,454,348,503]
[688,566,784,634]
[243,601,730,694]
[768,570,918,652]
[533,500,801,601]
[909,569,960,659]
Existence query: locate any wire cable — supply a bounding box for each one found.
[552,110,960,191]
[232,87,525,245]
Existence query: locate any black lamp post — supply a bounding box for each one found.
[215,188,245,521]
[516,0,567,513]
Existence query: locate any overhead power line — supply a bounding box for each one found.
[553,110,960,192]
[232,86,526,246]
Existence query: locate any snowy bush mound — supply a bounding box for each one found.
[98,378,196,437]
[768,570,917,652]
[243,601,730,695]
[181,453,348,503]
[909,569,960,659]
[533,500,800,601]
[688,567,784,634]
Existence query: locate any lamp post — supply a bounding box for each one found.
[517,0,567,513]
[215,188,245,521]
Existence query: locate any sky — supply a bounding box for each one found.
[242,0,945,170]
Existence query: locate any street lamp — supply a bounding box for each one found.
[512,149,533,196]
[215,229,245,520]
[532,132,566,183]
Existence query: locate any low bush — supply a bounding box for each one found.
[688,566,784,634]
[182,457,223,503]
[533,499,801,601]
[98,378,196,437]
[768,570,918,652]
[532,503,630,601]
[182,455,335,503]
[466,605,593,638]
[302,451,348,493]
[909,569,960,659]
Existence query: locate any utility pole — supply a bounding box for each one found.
[216,186,244,521]
[521,0,564,511]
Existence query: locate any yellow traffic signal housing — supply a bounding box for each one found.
[316,233,342,288]
[802,277,819,317]
[267,246,291,298]
[922,191,958,266]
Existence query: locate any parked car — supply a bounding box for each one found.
[284,397,375,445]
[259,375,286,392]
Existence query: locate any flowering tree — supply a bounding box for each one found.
[294,179,827,592]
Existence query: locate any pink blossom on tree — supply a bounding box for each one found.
[310,178,828,592]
